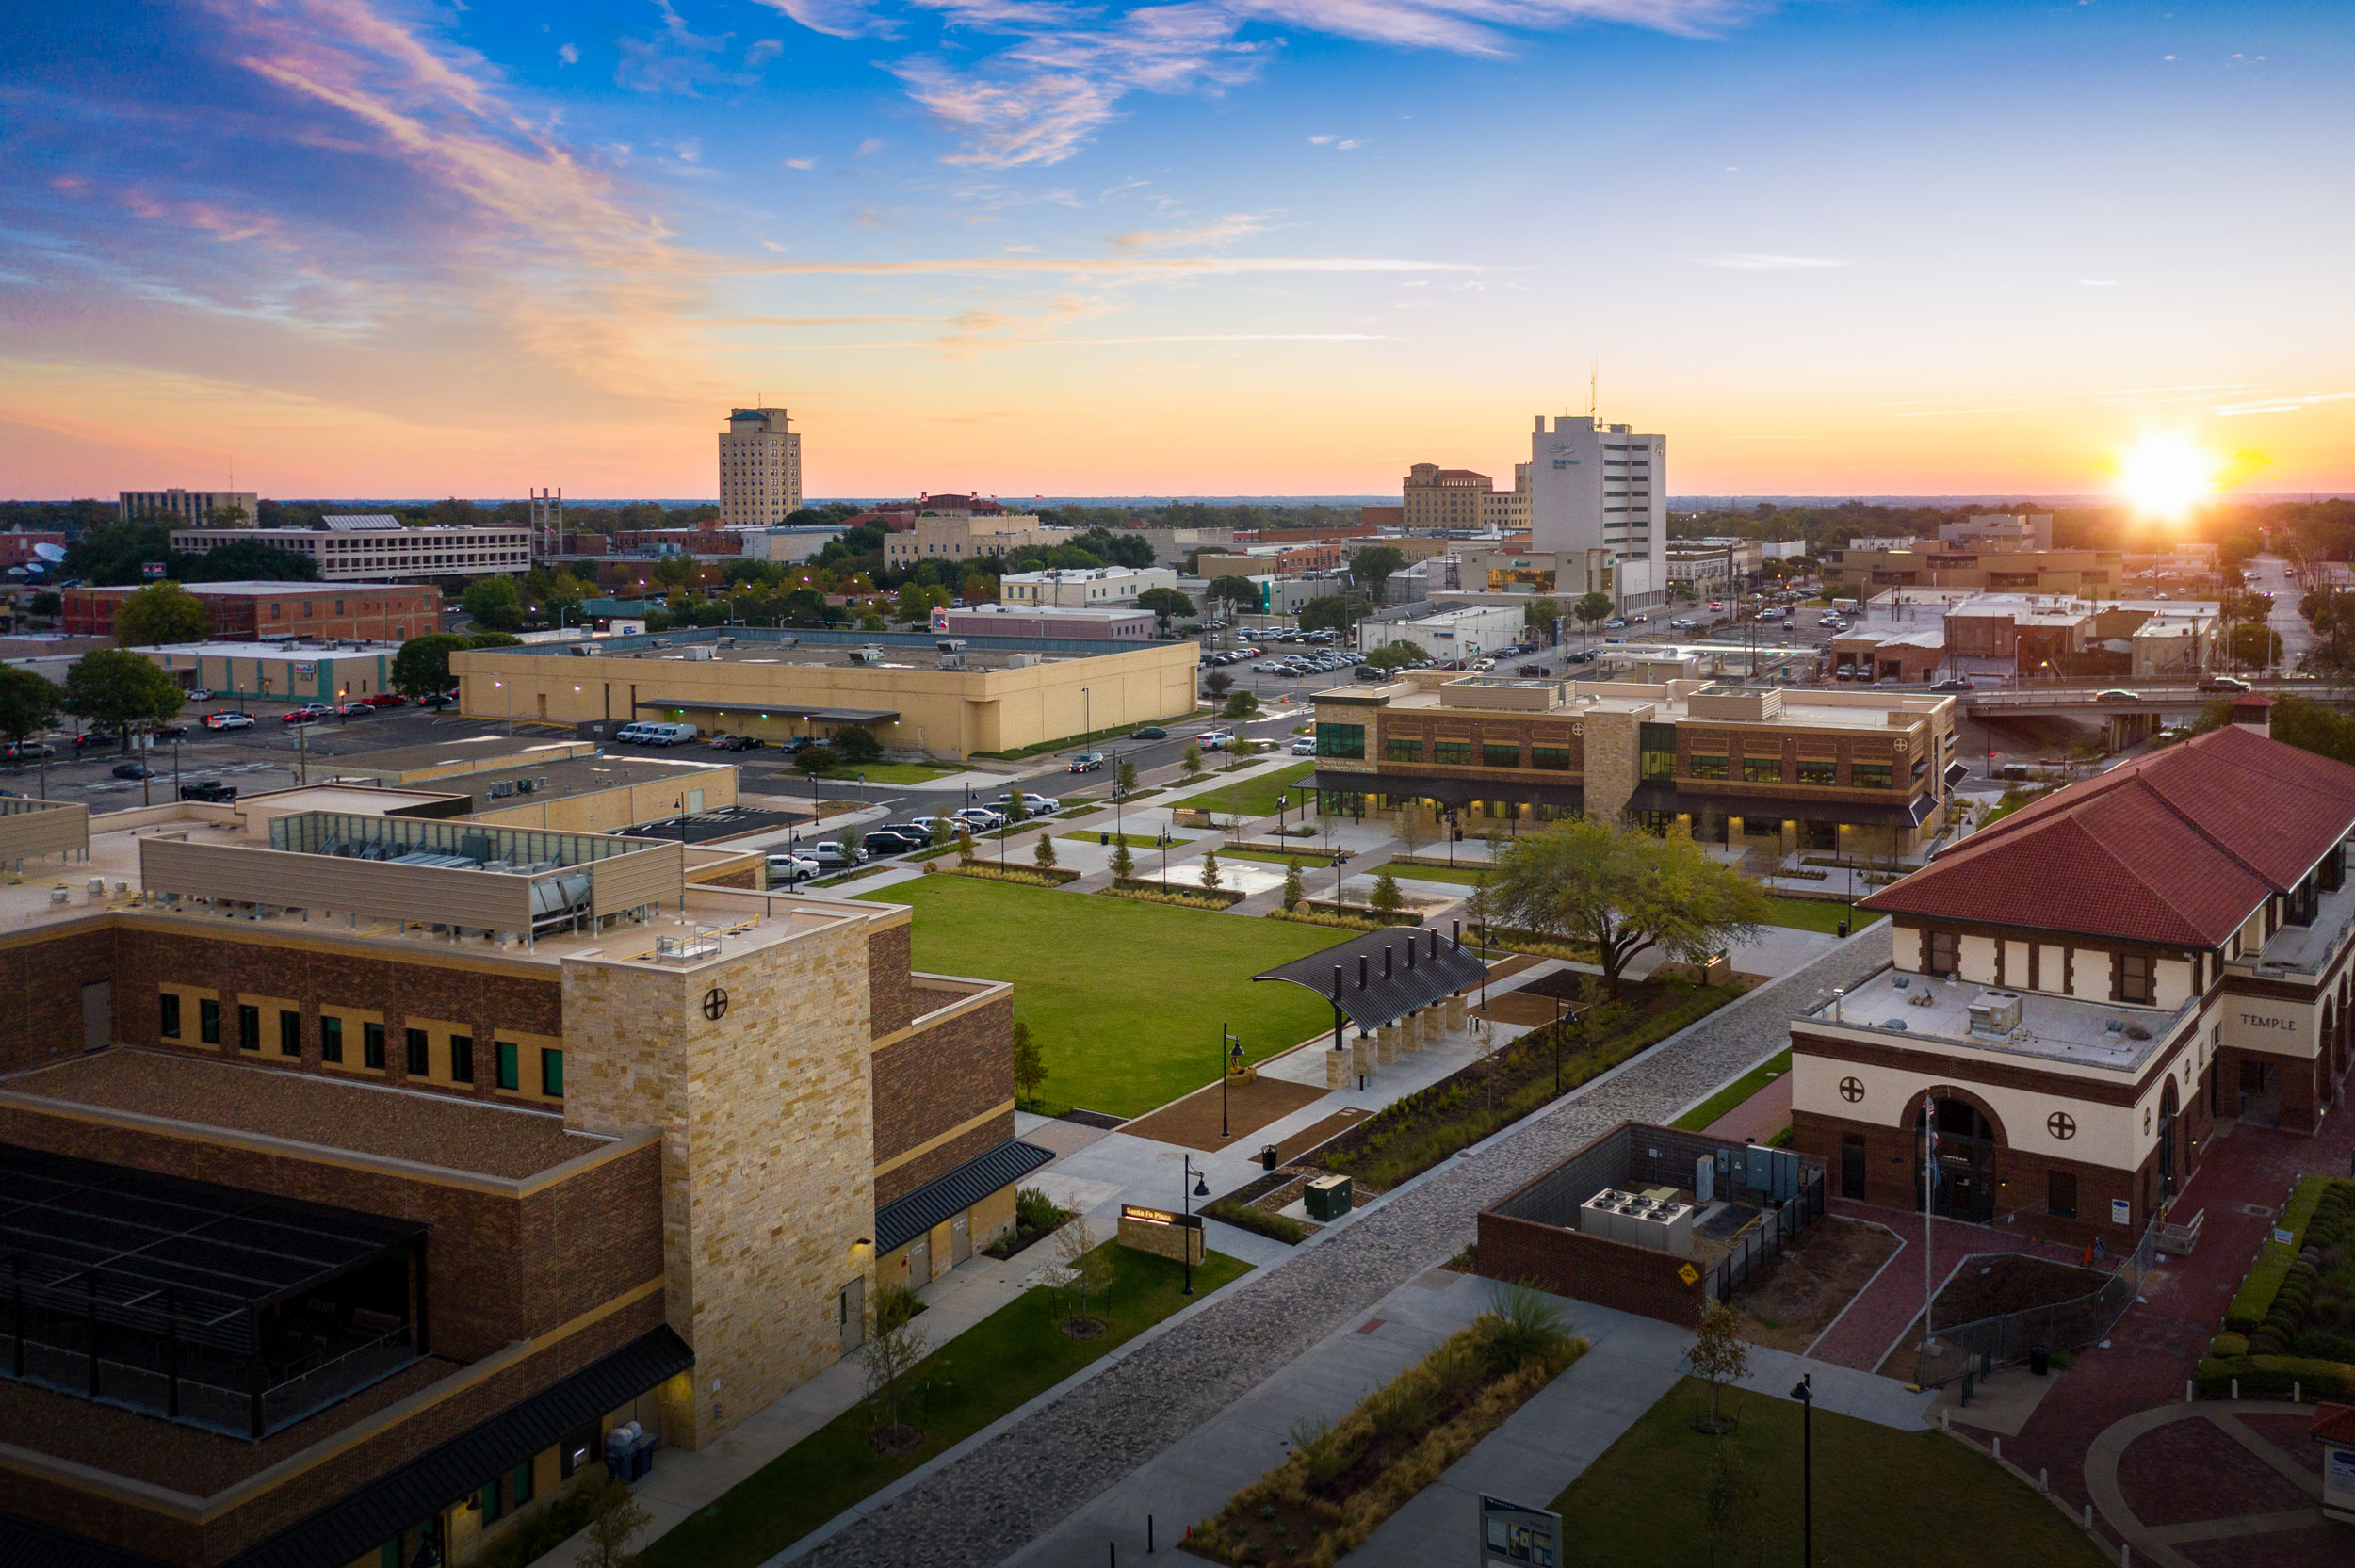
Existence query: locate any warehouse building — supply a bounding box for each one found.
[64,582,442,643]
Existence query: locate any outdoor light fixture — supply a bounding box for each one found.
[1791,1373,1815,1567]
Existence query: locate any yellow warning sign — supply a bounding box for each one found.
[1678,1263,1700,1285]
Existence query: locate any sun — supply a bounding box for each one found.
[2117,436,2221,519]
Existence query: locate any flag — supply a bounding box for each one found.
[1923,1091,1940,1191]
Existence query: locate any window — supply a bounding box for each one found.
[364,1021,386,1070]
[279,1010,301,1058]
[541,1048,564,1099]
[406,1027,430,1076]
[1688,754,1729,780]
[511,1460,534,1507]
[1797,758,1836,786]
[160,993,181,1040]
[1483,743,1521,769]
[1532,746,1571,772]
[1743,756,1783,783]
[1926,930,1958,977]
[238,1005,261,1052]
[1639,722,1678,781]
[496,1041,520,1091]
[2120,952,2154,1005]
[1385,737,1422,762]
[449,1034,475,1084]
[2048,1171,2078,1220]
[1434,740,1472,766]
[201,999,220,1045]
[1852,762,1893,789]
[1314,723,1365,760]
[316,1015,343,1063]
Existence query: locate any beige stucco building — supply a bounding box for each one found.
[882,512,1070,568]
[719,407,803,526]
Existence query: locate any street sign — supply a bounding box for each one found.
[1480,1495,1559,1567]
[140,560,165,578]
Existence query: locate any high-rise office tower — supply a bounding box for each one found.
[719,407,802,525]
[1528,415,1665,602]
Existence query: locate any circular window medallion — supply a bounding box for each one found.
[1839,1076,1866,1104]
[2047,1110,2077,1140]
[703,987,729,1021]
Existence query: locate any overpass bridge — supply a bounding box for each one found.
[1961,680,2314,748]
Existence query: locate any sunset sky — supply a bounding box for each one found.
[4,0,2349,501]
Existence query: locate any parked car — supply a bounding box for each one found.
[765,852,820,884]
[1928,677,1976,693]
[281,708,323,726]
[2198,675,2251,693]
[1291,736,1316,755]
[1196,730,1234,751]
[203,711,255,731]
[712,734,765,752]
[863,828,927,856]
[807,842,866,869]
[1068,752,1106,773]
[364,692,409,708]
[335,702,373,718]
[993,792,1062,816]
[178,781,238,803]
[1603,618,1627,629]
[188,688,214,702]
[953,805,1007,831]
[73,731,120,749]
[1131,725,1168,740]
[111,763,156,781]
[5,741,56,761]
[152,724,188,741]
[1354,665,1389,681]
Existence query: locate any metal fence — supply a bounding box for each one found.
[1707,1166,1827,1305]
[1910,1218,2160,1387]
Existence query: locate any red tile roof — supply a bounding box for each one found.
[1860,725,2355,947]
[2313,1401,2355,1445]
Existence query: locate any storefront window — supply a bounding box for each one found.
[1743,756,1783,783]
[1483,743,1521,768]
[1852,763,1893,789]
[1689,754,1730,780]
[1386,737,1422,762]
[1532,747,1571,771]
[1798,759,1837,785]
[1435,741,1472,766]
[1314,723,1365,759]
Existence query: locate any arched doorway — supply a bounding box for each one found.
[2158,1077,2181,1202]
[1913,1097,1998,1221]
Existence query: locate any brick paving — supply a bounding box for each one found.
[1804,1203,2081,1371]
[790,933,1892,1567]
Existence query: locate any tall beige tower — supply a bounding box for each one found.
[719,407,803,526]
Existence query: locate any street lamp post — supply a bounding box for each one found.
[1081,687,1091,748]
[1791,1373,1814,1566]
[1220,1026,1242,1140]
[1183,1154,1208,1296]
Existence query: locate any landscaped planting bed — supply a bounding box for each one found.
[1108,879,1247,909]
[941,863,1082,887]
[1183,1288,1584,1567]
[2201,1176,2355,1397]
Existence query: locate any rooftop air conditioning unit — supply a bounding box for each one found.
[1968,989,2024,1036]
[938,655,966,670]
[683,644,715,662]
[1007,653,1041,668]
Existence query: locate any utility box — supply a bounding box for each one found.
[1305,1174,1353,1221]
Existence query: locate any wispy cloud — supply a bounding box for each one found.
[2079,277,2120,287]
[616,0,759,95]
[2213,392,2355,418]
[1112,212,1279,250]
[739,254,1484,275]
[1699,252,1852,270]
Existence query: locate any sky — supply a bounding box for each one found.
[2,0,2351,502]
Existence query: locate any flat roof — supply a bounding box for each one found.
[75,581,429,597]
[402,752,732,811]
[1348,678,1943,736]
[1801,964,2191,1074]
[148,640,403,658]
[0,1049,618,1180]
[313,734,597,778]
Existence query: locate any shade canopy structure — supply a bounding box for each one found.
[1254,925,1486,1034]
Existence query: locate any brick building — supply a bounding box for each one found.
[0,794,1031,1568]
[63,580,442,641]
[1790,707,2355,1248]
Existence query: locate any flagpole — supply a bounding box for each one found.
[1923,1091,1937,1357]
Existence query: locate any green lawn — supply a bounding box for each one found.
[1223,847,1335,868]
[1166,760,1318,819]
[638,1245,1249,1568]
[1670,1048,1790,1131]
[1363,859,1495,887]
[1762,896,1858,934]
[1059,830,1191,849]
[1553,1378,2109,1568]
[816,760,958,784]
[855,876,1341,1115]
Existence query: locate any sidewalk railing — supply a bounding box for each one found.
[1911,1216,2160,1387]
[1706,1167,1827,1305]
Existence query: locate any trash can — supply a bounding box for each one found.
[2029,1344,2051,1377]
[1304,1174,1353,1221]
[1836,920,1850,939]
[1260,1143,1281,1172]
[1099,832,1110,846]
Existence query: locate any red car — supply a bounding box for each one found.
[364,692,408,708]
[282,704,330,725]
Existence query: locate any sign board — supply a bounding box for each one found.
[293,662,316,678]
[2111,1198,2132,1226]
[141,560,166,578]
[1678,1263,1700,1285]
[2275,1228,2297,1246]
[931,606,950,633]
[1480,1495,1559,1567]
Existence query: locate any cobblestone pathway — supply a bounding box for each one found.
[794,932,1892,1568]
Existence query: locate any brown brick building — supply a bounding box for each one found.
[63,581,443,642]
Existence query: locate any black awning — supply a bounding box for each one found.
[1625,781,1938,829]
[1255,927,1487,1034]
[1943,761,1971,786]
[875,1139,1055,1254]
[1299,770,1584,812]
[221,1326,694,1568]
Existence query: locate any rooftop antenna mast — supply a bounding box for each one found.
[1588,360,1598,423]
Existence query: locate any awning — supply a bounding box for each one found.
[1626,781,1938,829]
[1255,927,1487,1034]
[1298,769,1585,813]
[1944,761,1971,786]
[874,1139,1055,1254]
[634,698,901,723]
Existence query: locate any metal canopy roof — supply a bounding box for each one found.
[0,1144,424,1343]
[875,1138,1054,1254]
[1254,926,1486,1034]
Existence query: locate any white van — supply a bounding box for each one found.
[638,721,699,747]
[612,722,657,745]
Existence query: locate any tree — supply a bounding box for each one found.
[1369,868,1404,914]
[1199,849,1221,892]
[1574,591,1615,642]
[461,575,525,631]
[575,1476,654,1568]
[1349,546,1407,606]
[0,666,62,748]
[1704,1435,1760,1568]
[112,582,210,647]
[1180,743,1205,781]
[1281,858,1305,911]
[1202,670,1234,701]
[181,538,319,582]
[390,633,472,699]
[1033,832,1058,870]
[1686,1300,1750,1433]
[1115,757,1138,797]
[1488,817,1770,995]
[62,648,184,744]
[1222,689,1259,719]
[856,1294,931,1448]
[955,826,977,865]
[1011,1021,1046,1107]
[896,581,946,623]
[1136,587,1195,633]
[1110,841,1135,881]
[795,742,840,776]
[1298,594,1369,634]
[1363,640,1427,671]
[1205,575,1261,618]
[1055,1218,1113,1333]
[2228,622,2283,668]
[833,724,882,763]
[859,610,888,632]
[1523,596,1561,637]
[651,554,696,588]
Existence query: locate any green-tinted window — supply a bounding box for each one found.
[405,1027,430,1075]
[541,1048,565,1099]
[363,1021,386,1070]
[1385,737,1422,762]
[1852,763,1893,789]
[1797,759,1836,786]
[1483,743,1521,768]
[200,999,220,1045]
[1743,756,1783,783]
[1434,741,1472,766]
[1532,747,1572,772]
[1639,722,1678,781]
[279,1010,301,1057]
[238,1005,261,1052]
[449,1034,475,1084]
[512,1460,535,1505]
[1688,754,1730,781]
[320,1015,343,1063]
[159,993,181,1040]
[1315,723,1365,760]
[495,1041,520,1091]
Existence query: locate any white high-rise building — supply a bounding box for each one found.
[1528,416,1665,606]
[718,407,802,526]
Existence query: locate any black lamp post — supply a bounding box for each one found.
[1792,1373,1814,1566]
[1220,1026,1242,1139]
[1183,1154,1209,1296]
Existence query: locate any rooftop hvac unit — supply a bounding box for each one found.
[683,644,715,661]
[568,643,604,656]
[938,655,966,670]
[1967,989,2024,1036]
[1007,653,1041,668]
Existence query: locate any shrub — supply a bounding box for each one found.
[2223,1176,2349,1331]
[1015,1186,1065,1234]
[1471,1284,1576,1374]
[2210,1331,2250,1358]
[1204,1199,1308,1244]
[2195,1353,2355,1398]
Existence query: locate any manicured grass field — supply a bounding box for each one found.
[1762,895,1860,934]
[637,1245,1250,1568]
[1166,760,1318,819]
[1553,1378,2109,1568]
[855,876,1342,1116]
[1222,847,1336,868]
[1670,1048,1791,1131]
[801,760,958,784]
[1363,859,1495,887]
[1058,830,1190,849]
